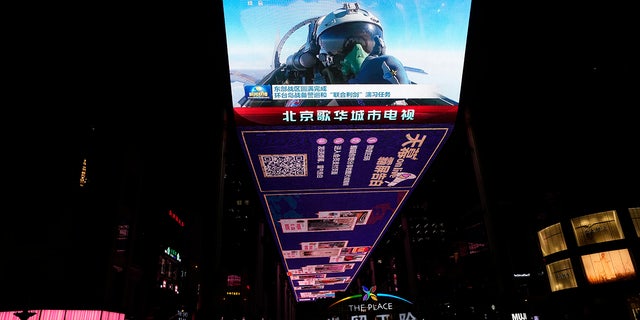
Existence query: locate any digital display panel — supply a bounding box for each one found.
[222,0,472,301]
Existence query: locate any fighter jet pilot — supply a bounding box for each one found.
[282,3,411,107]
[315,3,410,85]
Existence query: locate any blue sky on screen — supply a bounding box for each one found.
[222,0,472,101]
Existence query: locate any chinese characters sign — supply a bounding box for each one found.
[234,106,455,301]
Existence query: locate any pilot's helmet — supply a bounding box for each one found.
[316,3,384,68]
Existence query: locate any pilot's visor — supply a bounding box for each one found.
[318,22,383,56]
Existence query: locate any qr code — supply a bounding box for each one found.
[259,154,308,178]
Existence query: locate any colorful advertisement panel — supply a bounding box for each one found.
[222,0,472,301]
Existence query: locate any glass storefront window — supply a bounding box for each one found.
[571,210,624,246]
[546,258,578,292]
[538,222,567,256]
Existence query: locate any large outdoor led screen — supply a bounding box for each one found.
[222,0,472,302]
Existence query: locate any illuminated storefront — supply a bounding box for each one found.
[537,207,640,319]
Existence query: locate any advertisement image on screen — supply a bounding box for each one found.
[223,0,471,108]
[580,249,637,285]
